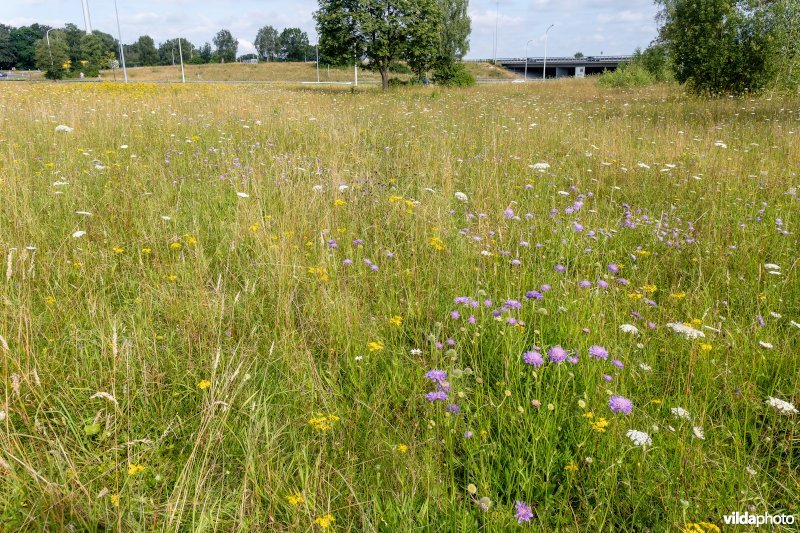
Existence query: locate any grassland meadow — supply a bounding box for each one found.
[0,79,798,531]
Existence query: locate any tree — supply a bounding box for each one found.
[197,42,213,64]
[11,24,49,69]
[79,32,108,75]
[34,30,69,79]
[406,2,443,78]
[213,29,237,63]
[0,24,16,70]
[277,28,310,62]
[655,0,781,94]
[315,0,443,90]
[574,52,584,59]
[157,38,195,66]
[436,0,470,62]
[62,23,85,69]
[131,35,158,66]
[254,25,279,61]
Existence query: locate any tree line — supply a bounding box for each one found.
[0,23,319,79]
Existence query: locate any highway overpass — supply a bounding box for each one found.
[470,56,632,80]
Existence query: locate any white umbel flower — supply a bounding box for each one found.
[692,426,705,440]
[671,407,692,420]
[626,429,652,447]
[766,396,798,415]
[529,162,550,171]
[619,324,639,335]
[55,125,73,133]
[72,230,86,238]
[454,191,468,203]
[666,322,705,339]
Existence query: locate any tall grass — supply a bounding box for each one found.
[0,79,798,531]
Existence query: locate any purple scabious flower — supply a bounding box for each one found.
[579,280,592,289]
[326,239,339,249]
[616,277,629,285]
[343,259,353,266]
[435,342,443,350]
[504,208,515,218]
[597,279,609,289]
[426,391,448,402]
[540,284,551,292]
[425,369,447,383]
[554,264,566,273]
[609,395,633,414]
[370,264,379,272]
[573,222,584,233]
[352,238,364,246]
[567,356,579,365]
[437,381,451,392]
[607,263,620,274]
[603,374,613,382]
[612,359,624,369]
[548,346,567,363]
[525,290,543,300]
[450,310,461,320]
[504,299,522,310]
[467,315,477,324]
[523,351,544,367]
[446,338,456,346]
[589,345,609,360]
[446,403,461,414]
[515,501,534,523]
[464,431,474,439]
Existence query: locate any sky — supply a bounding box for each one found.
[2,0,661,59]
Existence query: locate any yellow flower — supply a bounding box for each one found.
[583,411,595,419]
[286,492,305,507]
[389,195,403,202]
[628,293,643,300]
[389,315,403,327]
[429,236,446,251]
[670,292,686,299]
[110,494,120,507]
[127,464,145,476]
[249,223,260,232]
[564,461,578,472]
[112,246,125,254]
[141,247,152,254]
[700,343,713,352]
[45,295,56,305]
[333,199,347,207]
[367,341,384,352]
[635,250,652,256]
[197,379,211,390]
[396,444,408,454]
[591,418,610,432]
[167,274,177,282]
[651,399,662,404]
[643,284,657,294]
[308,413,340,431]
[691,318,702,326]
[170,242,182,250]
[313,514,335,529]
[184,235,197,245]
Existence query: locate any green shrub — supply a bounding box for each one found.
[597,63,656,88]
[432,61,475,87]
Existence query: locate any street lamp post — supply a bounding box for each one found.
[45,28,57,68]
[178,38,185,83]
[542,24,554,81]
[524,39,534,81]
[492,0,499,64]
[113,0,128,83]
[316,44,320,83]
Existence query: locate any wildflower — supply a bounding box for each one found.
[477,496,492,512]
[72,230,86,238]
[699,343,712,352]
[666,322,705,339]
[308,414,340,431]
[626,429,652,447]
[429,236,446,251]
[447,403,461,414]
[141,248,151,254]
[693,426,705,440]
[608,395,633,414]
[515,501,534,523]
[395,444,408,454]
[554,264,566,273]
[467,483,477,494]
[389,315,403,327]
[671,407,692,420]
[454,191,468,202]
[523,351,544,367]
[110,494,120,507]
[766,397,798,414]
[463,431,474,439]
[197,380,211,390]
[313,514,335,529]
[548,346,567,363]
[367,341,384,352]
[591,418,610,432]
[170,242,182,250]
[564,461,578,472]
[112,246,125,254]
[611,359,624,369]
[286,492,305,506]
[424,369,447,383]
[426,391,448,402]
[333,199,347,206]
[127,464,145,476]
[589,345,608,360]
[670,292,686,299]
[619,324,639,335]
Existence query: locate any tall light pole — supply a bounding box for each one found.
[45,27,58,68]
[81,0,93,33]
[316,44,320,83]
[542,24,554,81]
[492,0,499,64]
[524,39,534,81]
[178,38,185,83]
[113,0,127,82]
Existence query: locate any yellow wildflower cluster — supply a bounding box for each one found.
[682,522,721,533]
[197,379,211,390]
[307,266,329,282]
[308,413,340,431]
[642,284,657,294]
[564,461,578,472]
[127,464,145,476]
[286,492,305,507]
[314,514,335,529]
[367,341,384,352]
[333,199,347,207]
[389,315,403,327]
[429,237,446,251]
[591,417,610,432]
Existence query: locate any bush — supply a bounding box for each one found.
[597,63,656,88]
[432,61,475,87]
